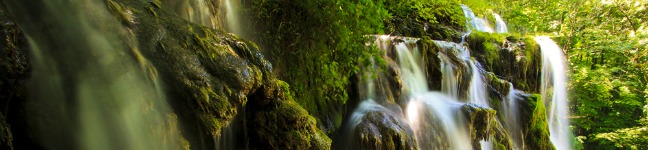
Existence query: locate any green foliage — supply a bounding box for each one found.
[483,0,648,148]
[592,126,648,150]
[385,0,466,30]
[413,0,466,28]
[524,94,555,150]
[244,0,389,133]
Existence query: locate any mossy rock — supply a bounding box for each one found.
[246,85,331,150]
[0,5,31,150]
[465,32,541,93]
[384,1,466,42]
[352,103,417,150]
[519,94,555,150]
[461,103,514,149]
[104,0,332,149]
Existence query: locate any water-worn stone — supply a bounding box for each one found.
[104,0,330,149]
[0,5,31,150]
[353,104,417,150]
[0,0,331,149]
[461,103,513,149]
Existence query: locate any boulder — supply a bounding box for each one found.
[353,103,417,150]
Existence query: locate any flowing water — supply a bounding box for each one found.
[395,39,472,150]
[223,0,242,35]
[493,13,508,33]
[432,41,490,107]
[6,0,180,149]
[503,83,526,149]
[407,93,472,150]
[461,5,495,33]
[347,36,478,149]
[439,53,460,99]
[162,0,220,29]
[536,36,571,150]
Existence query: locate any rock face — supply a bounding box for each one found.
[0,5,31,150]
[0,0,552,150]
[0,0,330,149]
[461,103,513,150]
[353,104,417,150]
[106,0,332,149]
[466,32,542,93]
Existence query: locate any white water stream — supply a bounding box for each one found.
[537,36,571,150]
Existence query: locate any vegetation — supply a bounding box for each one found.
[477,0,648,149]
[244,0,648,148]
[243,0,389,133]
[242,0,471,133]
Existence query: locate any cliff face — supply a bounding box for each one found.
[0,0,552,150]
[0,0,328,149]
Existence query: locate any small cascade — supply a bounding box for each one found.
[394,39,472,150]
[396,38,428,95]
[461,5,494,33]
[223,0,242,35]
[503,83,526,149]
[407,93,472,150]
[493,13,508,33]
[162,0,220,28]
[432,41,490,107]
[439,53,459,98]
[467,60,489,107]
[346,35,485,149]
[536,36,571,150]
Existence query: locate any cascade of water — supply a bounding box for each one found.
[392,38,473,150]
[162,0,220,28]
[432,41,490,107]
[6,0,180,149]
[461,5,494,33]
[396,39,428,95]
[493,13,508,33]
[467,60,489,107]
[223,0,242,34]
[536,36,571,150]
[433,39,491,149]
[345,35,475,149]
[439,53,459,98]
[406,93,472,150]
[503,83,526,149]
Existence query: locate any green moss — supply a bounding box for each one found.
[248,97,332,149]
[419,37,443,90]
[245,0,388,133]
[524,94,555,150]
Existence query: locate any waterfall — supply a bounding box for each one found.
[344,35,481,149]
[432,41,490,107]
[536,36,571,150]
[407,93,472,150]
[396,38,428,95]
[223,0,242,35]
[493,13,508,33]
[162,0,220,28]
[439,53,459,98]
[467,60,489,107]
[394,40,472,150]
[6,0,180,149]
[461,5,494,33]
[503,83,526,149]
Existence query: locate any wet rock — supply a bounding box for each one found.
[71,0,329,149]
[247,84,331,150]
[466,32,542,93]
[353,104,417,150]
[518,94,554,150]
[461,103,513,149]
[0,6,31,150]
